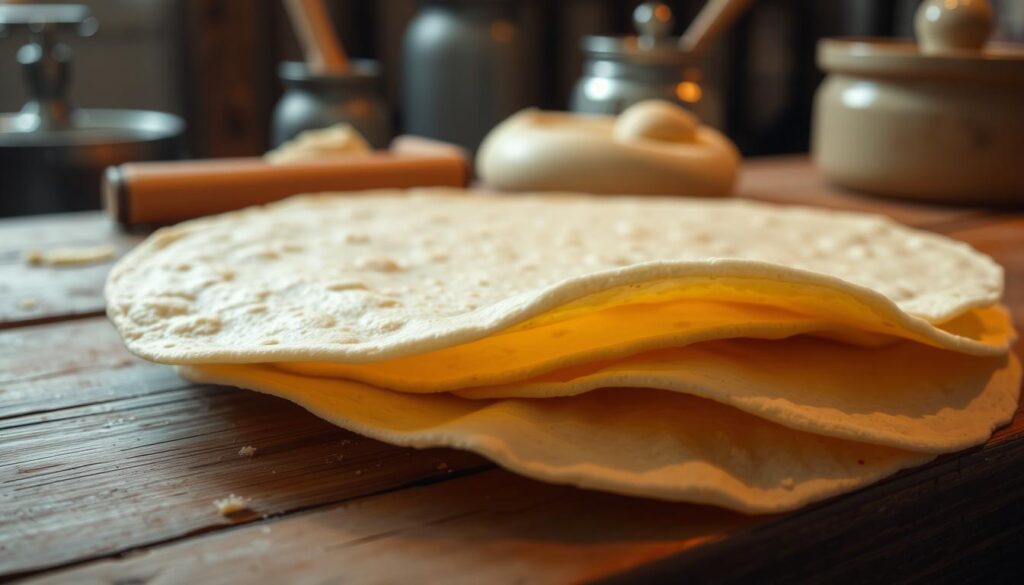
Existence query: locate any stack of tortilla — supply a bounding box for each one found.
[105,190,1020,514]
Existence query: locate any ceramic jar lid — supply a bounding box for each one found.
[818,0,1024,85]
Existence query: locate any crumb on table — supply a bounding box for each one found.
[213,494,250,516]
[238,445,257,457]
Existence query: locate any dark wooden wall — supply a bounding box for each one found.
[179,1,277,158]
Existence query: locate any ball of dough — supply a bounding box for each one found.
[613,100,699,144]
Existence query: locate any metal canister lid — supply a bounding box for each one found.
[0,4,184,148]
[581,2,693,66]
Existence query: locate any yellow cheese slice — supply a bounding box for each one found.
[276,300,828,391]
[276,296,1012,394]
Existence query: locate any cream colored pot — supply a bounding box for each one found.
[812,0,1024,204]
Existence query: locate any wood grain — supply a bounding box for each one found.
[28,470,753,585]
[0,213,140,328]
[182,0,273,157]
[0,319,486,578]
[738,156,987,229]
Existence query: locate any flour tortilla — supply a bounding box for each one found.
[276,302,1012,393]
[106,191,1002,365]
[454,337,1021,454]
[181,363,932,514]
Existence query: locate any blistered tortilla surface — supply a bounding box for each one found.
[106,191,1002,365]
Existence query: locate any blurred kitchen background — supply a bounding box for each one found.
[1,0,1022,211]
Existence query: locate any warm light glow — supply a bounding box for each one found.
[841,83,877,109]
[675,81,702,103]
[585,78,613,101]
[655,4,672,22]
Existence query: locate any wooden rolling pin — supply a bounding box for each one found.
[104,137,469,227]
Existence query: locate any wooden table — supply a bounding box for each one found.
[3,157,1022,584]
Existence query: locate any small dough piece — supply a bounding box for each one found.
[17,298,39,310]
[213,494,250,515]
[266,123,372,164]
[26,245,116,267]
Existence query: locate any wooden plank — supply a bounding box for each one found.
[0,213,140,328]
[0,319,181,416]
[182,0,274,157]
[25,470,754,585]
[738,156,988,229]
[0,213,123,258]
[0,318,487,578]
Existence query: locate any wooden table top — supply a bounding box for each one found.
[3,157,1022,584]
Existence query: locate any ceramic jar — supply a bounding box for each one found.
[812,0,1024,203]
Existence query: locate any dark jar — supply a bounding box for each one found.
[271,60,392,149]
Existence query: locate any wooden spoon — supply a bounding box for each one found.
[679,0,753,55]
[284,0,348,74]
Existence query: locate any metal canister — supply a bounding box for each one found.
[571,2,711,121]
[0,4,185,216]
[401,0,533,153]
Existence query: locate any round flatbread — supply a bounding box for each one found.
[106,191,1002,365]
[182,363,933,514]
[456,336,1022,454]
